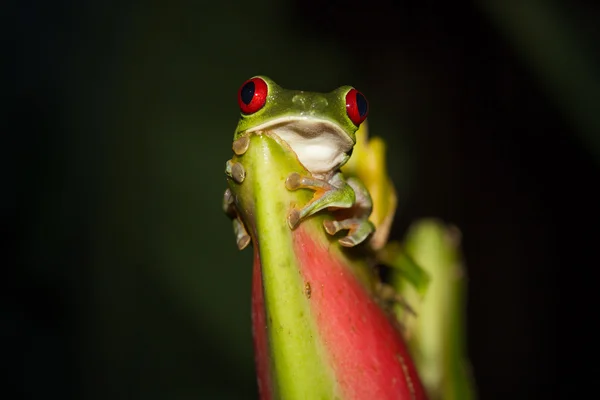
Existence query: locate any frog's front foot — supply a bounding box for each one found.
[223,188,251,250]
[285,172,374,247]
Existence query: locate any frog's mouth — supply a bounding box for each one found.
[246,116,354,178]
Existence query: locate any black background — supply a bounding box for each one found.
[6,0,599,399]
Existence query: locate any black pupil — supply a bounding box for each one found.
[356,92,368,117]
[241,81,255,105]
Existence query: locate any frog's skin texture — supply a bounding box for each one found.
[224,76,375,249]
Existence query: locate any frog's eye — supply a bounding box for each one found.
[345,88,369,126]
[238,77,268,114]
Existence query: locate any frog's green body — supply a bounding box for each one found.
[224,76,376,249]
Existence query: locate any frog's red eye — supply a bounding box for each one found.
[345,88,368,126]
[238,77,268,114]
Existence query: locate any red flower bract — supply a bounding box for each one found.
[291,225,426,400]
[250,223,427,400]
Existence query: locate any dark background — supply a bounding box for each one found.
[6,0,599,399]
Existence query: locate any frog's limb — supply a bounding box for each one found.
[322,177,376,247]
[323,218,375,247]
[285,172,375,247]
[285,172,353,227]
[223,188,251,250]
[232,219,251,250]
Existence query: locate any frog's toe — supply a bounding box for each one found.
[323,219,340,235]
[236,233,251,250]
[286,173,333,192]
[338,227,372,247]
[285,172,303,190]
[223,188,235,215]
[225,160,246,184]
[287,208,301,229]
[285,172,353,231]
[232,136,250,155]
[233,218,251,250]
[324,218,375,247]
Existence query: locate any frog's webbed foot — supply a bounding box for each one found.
[285,172,353,228]
[285,172,375,247]
[323,218,375,247]
[223,188,251,250]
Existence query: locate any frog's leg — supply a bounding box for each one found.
[322,177,376,247]
[223,188,251,250]
[285,172,375,247]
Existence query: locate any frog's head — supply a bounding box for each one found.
[233,76,369,177]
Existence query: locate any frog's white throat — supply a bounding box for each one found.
[246,117,354,179]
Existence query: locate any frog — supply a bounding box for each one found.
[223,76,376,250]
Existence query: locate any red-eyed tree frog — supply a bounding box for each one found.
[224,76,377,249]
